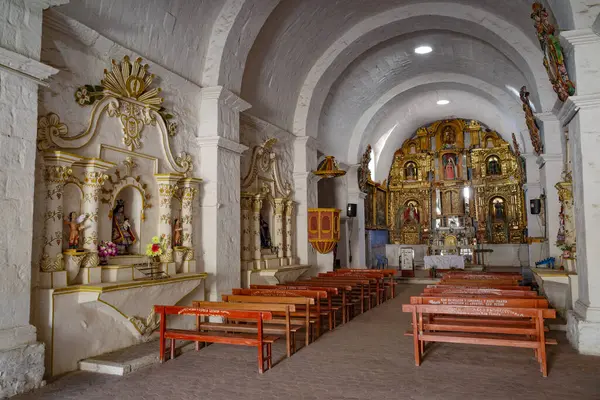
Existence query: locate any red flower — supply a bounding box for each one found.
[151,244,160,253]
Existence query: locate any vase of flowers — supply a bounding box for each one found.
[97,241,117,265]
[145,236,165,263]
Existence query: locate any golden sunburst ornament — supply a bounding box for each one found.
[102,56,163,109]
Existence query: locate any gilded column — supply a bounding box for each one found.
[274,198,285,259]
[284,200,294,259]
[155,174,183,254]
[40,152,80,272]
[79,159,114,252]
[241,195,254,264]
[252,195,264,264]
[179,177,202,248]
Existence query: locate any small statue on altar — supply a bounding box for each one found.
[405,162,417,180]
[493,199,505,221]
[444,155,457,180]
[173,218,183,247]
[64,212,87,249]
[260,214,272,249]
[487,156,501,176]
[112,200,137,254]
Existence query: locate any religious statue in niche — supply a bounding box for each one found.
[404,161,418,180]
[487,156,502,176]
[443,154,457,180]
[442,126,456,148]
[64,212,87,249]
[491,197,506,222]
[403,201,420,225]
[112,200,137,254]
[260,214,272,249]
[172,218,183,247]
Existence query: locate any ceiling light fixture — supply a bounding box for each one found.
[414,46,433,54]
[437,99,450,105]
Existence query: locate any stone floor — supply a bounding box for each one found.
[16,285,600,400]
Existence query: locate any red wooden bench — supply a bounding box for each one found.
[154,305,277,373]
[402,303,556,376]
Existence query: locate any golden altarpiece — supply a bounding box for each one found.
[385,119,527,253]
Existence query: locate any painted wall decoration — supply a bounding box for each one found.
[531,2,576,102]
[520,87,543,156]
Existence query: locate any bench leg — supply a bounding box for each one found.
[267,344,272,369]
[170,339,175,360]
[159,337,165,363]
[412,311,421,366]
[258,345,265,374]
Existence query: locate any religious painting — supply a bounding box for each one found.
[441,126,456,149]
[375,187,387,228]
[365,187,374,229]
[490,197,506,222]
[404,161,418,180]
[486,155,502,176]
[442,153,458,180]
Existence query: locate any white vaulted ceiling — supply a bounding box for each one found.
[58,0,568,172]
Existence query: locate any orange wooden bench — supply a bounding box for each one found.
[337,268,398,298]
[193,300,300,358]
[402,303,556,376]
[154,305,277,373]
[319,272,386,305]
[283,281,354,322]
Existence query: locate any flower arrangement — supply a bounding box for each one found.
[98,241,117,264]
[145,236,165,260]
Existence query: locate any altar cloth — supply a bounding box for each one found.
[423,255,465,269]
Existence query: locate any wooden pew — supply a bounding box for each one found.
[228,290,323,345]
[402,303,556,376]
[251,285,340,330]
[305,276,372,312]
[319,272,385,305]
[337,268,398,298]
[193,301,300,358]
[440,279,521,286]
[424,287,539,297]
[154,305,277,373]
[282,281,353,323]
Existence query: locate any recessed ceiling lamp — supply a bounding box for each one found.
[414,45,432,54]
[437,99,450,105]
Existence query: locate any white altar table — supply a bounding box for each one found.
[423,255,465,270]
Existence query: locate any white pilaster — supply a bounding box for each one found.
[560,28,600,355]
[522,153,547,265]
[293,136,319,267]
[197,86,250,301]
[346,165,367,268]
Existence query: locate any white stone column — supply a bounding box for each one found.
[40,152,80,275]
[155,174,183,250]
[346,165,367,268]
[252,195,264,265]
[560,28,600,355]
[293,137,319,267]
[0,0,64,396]
[522,153,546,265]
[273,198,285,260]
[284,200,294,261]
[179,178,202,248]
[79,159,114,252]
[197,86,250,301]
[240,196,254,265]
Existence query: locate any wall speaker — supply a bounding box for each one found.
[530,199,541,215]
[347,203,357,218]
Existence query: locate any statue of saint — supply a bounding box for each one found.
[405,162,417,180]
[493,200,505,221]
[259,214,272,249]
[64,212,87,249]
[173,218,183,247]
[444,156,457,180]
[487,157,501,175]
[112,201,136,254]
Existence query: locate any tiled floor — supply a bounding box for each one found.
[16,285,600,400]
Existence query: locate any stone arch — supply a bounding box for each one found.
[291,3,557,139]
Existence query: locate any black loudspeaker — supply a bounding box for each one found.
[530,199,541,215]
[347,203,357,218]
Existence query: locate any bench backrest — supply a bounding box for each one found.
[251,285,339,295]
[286,281,353,291]
[440,280,520,286]
[432,285,531,291]
[307,277,371,284]
[154,305,272,320]
[337,268,396,276]
[402,303,556,319]
[424,288,539,297]
[410,296,549,308]
[231,289,323,301]
[443,272,522,280]
[223,294,315,305]
[192,301,295,312]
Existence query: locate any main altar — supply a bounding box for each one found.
[364,118,527,268]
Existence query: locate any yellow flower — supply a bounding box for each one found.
[152,236,160,244]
